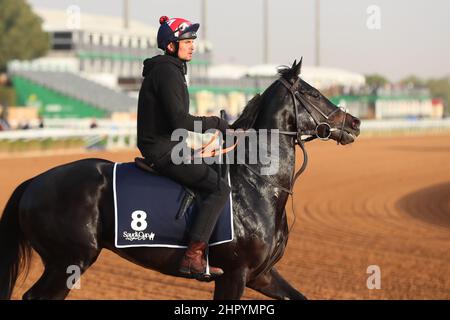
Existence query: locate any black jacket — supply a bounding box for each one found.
[137,55,229,166]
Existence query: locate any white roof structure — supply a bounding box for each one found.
[246,64,282,77]
[8,57,80,73]
[34,8,212,52]
[208,64,248,79]
[246,64,365,89]
[35,8,157,38]
[301,66,366,89]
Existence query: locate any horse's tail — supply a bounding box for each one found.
[0,179,33,300]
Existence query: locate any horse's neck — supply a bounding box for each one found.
[252,96,297,195]
[237,97,297,229]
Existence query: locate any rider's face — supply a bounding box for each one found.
[177,39,195,61]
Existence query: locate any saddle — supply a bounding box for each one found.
[135,157,197,220]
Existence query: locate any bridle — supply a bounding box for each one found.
[277,77,347,144]
[241,76,348,195]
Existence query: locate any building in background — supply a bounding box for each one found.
[34,8,212,90]
[6,8,212,120]
[5,8,442,122]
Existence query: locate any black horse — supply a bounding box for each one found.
[0,59,360,300]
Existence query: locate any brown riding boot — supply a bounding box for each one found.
[179,241,224,281]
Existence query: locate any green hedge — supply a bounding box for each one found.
[0,137,85,153]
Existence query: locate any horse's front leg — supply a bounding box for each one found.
[213,268,247,300]
[247,267,307,300]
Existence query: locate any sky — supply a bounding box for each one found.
[27,0,450,82]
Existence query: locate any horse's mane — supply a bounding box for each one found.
[230,65,293,130]
[230,94,263,130]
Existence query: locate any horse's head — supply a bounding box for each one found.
[278,58,361,145]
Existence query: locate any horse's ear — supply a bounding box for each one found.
[292,59,297,68]
[292,57,303,77]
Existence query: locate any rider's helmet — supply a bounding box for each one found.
[157,16,200,51]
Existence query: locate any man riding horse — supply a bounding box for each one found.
[137,16,229,281]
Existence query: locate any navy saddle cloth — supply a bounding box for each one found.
[113,162,234,248]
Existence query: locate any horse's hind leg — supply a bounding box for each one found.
[22,265,72,300]
[213,268,247,300]
[247,267,307,300]
[22,254,100,300]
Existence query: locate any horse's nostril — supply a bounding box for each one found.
[352,119,361,130]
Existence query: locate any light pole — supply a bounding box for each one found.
[201,0,207,41]
[123,0,129,29]
[263,0,270,64]
[315,0,320,66]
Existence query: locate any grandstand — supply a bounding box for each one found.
[9,69,137,118]
[34,8,211,90]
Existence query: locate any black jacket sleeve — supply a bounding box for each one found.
[155,65,229,133]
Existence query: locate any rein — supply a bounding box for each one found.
[240,136,307,196]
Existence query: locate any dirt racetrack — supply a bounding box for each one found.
[1,133,449,300]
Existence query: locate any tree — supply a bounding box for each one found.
[427,77,450,115]
[365,74,389,88]
[400,75,426,87]
[0,0,49,72]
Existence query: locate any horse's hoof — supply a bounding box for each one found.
[297,294,308,300]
